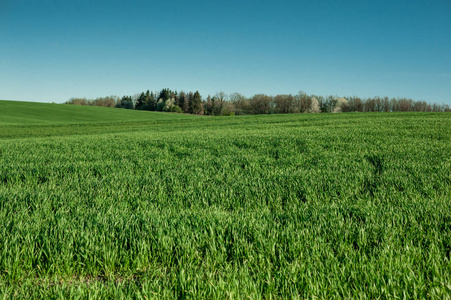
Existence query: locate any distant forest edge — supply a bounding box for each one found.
[65,89,451,115]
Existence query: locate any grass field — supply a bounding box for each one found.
[0,101,450,299]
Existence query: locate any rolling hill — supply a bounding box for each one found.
[0,100,195,125]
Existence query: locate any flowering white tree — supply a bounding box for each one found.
[310,97,320,113]
[333,97,348,113]
[163,98,175,112]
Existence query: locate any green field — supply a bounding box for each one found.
[1,101,450,299]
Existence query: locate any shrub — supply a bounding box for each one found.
[170,105,183,113]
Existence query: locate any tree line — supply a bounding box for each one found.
[65,89,451,115]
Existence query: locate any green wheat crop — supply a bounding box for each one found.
[0,101,450,299]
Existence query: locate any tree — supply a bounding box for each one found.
[333,97,348,113]
[204,95,213,115]
[116,96,134,109]
[310,97,320,113]
[66,97,88,105]
[92,96,117,107]
[190,91,203,114]
[293,91,310,113]
[382,97,391,112]
[143,90,157,111]
[178,91,189,113]
[230,93,249,115]
[274,94,295,114]
[212,93,226,116]
[135,92,146,110]
[222,101,236,116]
[173,91,179,107]
[163,98,175,112]
[156,99,164,111]
[250,94,273,114]
[364,98,376,112]
[398,98,412,112]
[158,88,174,102]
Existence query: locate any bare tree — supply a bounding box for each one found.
[274,94,295,114]
[250,94,273,114]
[230,93,249,115]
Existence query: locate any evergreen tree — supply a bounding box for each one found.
[135,92,146,110]
[158,88,174,102]
[116,95,134,109]
[187,92,194,113]
[173,90,179,107]
[143,90,156,111]
[190,91,202,114]
[178,91,186,113]
[181,91,191,113]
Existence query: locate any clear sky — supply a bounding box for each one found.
[1,0,450,104]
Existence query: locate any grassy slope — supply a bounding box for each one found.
[0,100,195,125]
[1,101,451,298]
[0,100,200,139]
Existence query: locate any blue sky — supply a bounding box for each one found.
[1,0,450,104]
